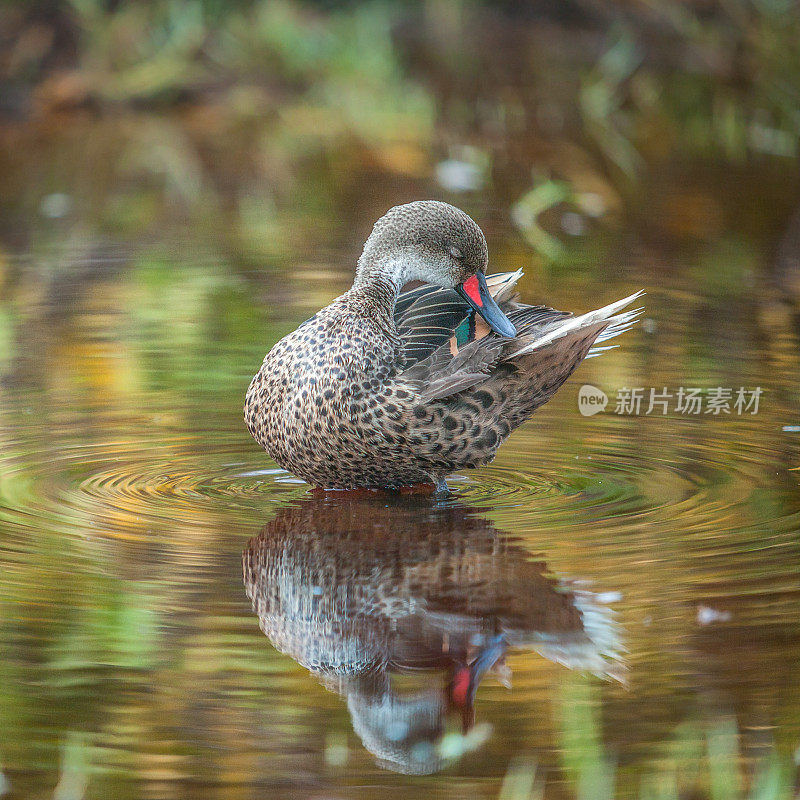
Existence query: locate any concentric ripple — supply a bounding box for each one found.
[0,429,307,540]
[2,411,798,548]
[441,422,800,537]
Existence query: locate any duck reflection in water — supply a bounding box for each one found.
[242,495,623,774]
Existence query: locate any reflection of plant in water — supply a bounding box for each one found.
[586,3,800,162]
[580,28,644,181]
[456,677,794,799]
[4,0,800,284]
[1,1,436,278]
[511,179,613,263]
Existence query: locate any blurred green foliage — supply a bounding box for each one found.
[3,0,800,268]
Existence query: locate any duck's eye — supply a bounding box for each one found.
[449,245,464,260]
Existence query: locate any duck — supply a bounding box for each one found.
[242,495,623,773]
[245,200,641,492]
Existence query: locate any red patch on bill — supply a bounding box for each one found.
[451,667,470,706]
[463,274,483,307]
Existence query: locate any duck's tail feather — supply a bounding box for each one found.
[484,290,643,428]
[505,291,644,360]
[486,268,524,304]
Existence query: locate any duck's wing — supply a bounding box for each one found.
[398,282,643,404]
[502,291,644,360]
[397,269,573,401]
[397,302,570,402]
[395,286,468,366]
[395,270,524,367]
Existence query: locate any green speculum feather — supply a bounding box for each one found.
[454,312,475,347]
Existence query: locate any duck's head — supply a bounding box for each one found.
[357,200,517,338]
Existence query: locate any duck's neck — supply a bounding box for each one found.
[354,255,415,292]
[349,260,405,329]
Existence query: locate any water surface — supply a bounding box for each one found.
[2,33,800,799]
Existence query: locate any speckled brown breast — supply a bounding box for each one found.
[245,281,434,487]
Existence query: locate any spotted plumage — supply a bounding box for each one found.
[245,201,642,489]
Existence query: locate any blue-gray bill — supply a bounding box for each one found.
[456,272,517,338]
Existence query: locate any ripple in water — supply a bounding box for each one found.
[1,419,798,546]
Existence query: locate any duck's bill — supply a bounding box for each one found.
[448,633,506,732]
[456,272,517,338]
